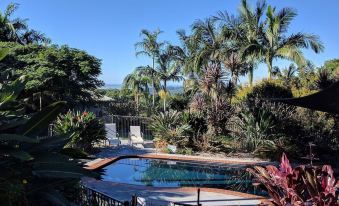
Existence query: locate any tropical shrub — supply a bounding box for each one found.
[233,108,276,152]
[233,84,253,104]
[247,153,339,206]
[149,110,191,148]
[55,110,106,152]
[246,80,293,103]
[0,75,90,204]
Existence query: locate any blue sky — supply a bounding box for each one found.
[1,0,339,85]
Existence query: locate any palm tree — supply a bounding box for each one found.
[238,0,267,86]
[135,65,160,107]
[135,29,164,106]
[157,46,183,111]
[171,30,200,76]
[223,51,253,86]
[273,64,298,87]
[244,5,324,79]
[122,71,150,113]
[191,18,223,70]
[0,3,48,44]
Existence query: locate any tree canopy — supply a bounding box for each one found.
[0,42,104,107]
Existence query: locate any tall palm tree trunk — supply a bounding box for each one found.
[135,93,139,113]
[152,56,155,107]
[163,80,167,112]
[152,80,155,107]
[248,67,254,86]
[266,58,273,80]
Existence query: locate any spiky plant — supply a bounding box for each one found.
[149,110,191,148]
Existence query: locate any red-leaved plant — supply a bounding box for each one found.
[247,153,339,206]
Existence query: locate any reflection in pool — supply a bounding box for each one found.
[99,158,267,195]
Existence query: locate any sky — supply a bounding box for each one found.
[1,0,339,85]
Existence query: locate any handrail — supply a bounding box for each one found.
[78,184,130,206]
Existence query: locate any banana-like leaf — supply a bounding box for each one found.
[0,48,9,61]
[0,76,26,108]
[0,134,38,143]
[32,170,85,178]
[29,134,71,154]
[22,101,66,136]
[10,150,34,161]
[32,153,95,176]
[40,189,78,206]
[0,118,28,131]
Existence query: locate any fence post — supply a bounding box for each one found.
[197,188,201,206]
[123,200,130,206]
[131,194,137,206]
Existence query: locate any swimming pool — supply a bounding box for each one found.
[99,157,266,195]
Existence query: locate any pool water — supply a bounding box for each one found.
[100,158,266,195]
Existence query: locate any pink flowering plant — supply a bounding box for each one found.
[247,153,339,206]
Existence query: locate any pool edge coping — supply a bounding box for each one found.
[85,153,267,171]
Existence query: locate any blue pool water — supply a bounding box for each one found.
[100,158,265,195]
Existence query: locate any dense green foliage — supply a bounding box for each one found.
[116,1,339,165]
[0,4,103,204]
[0,50,90,205]
[138,0,338,163]
[0,0,338,204]
[0,42,104,108]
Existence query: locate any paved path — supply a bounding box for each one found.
[83,177,267,206]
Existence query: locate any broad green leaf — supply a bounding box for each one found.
[0,48,9,61]
[29,134,70,154]
[32,170,85,178]
[0,118,28,131]
[0,76,26,109]
[0,134,38,143]
[22,101,66,136]
[40,189,77,206]
[10,150,34,161]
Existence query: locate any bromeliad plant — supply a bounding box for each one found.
[149,110,191,148]
[247,153,339,206]
[55,110,106,152]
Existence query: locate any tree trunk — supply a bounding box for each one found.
[152,56,155,107]
[135,93,139,113]
[152,80,155,107]
[248,67,254,86]
[163,80,167,112]
[267,57,273,80]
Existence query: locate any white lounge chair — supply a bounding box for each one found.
[105,123,120,146]
[129,126,144,147]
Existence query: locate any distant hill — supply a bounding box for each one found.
[102,84,183,93]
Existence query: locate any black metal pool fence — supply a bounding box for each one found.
[102,115,154,140]
[78,184,201,206]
